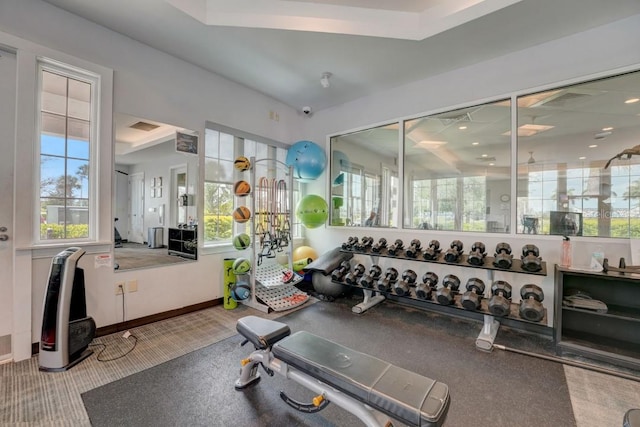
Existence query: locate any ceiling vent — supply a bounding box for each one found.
[130,121,160,131]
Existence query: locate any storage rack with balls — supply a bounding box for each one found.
[334,237,548,351]
[231,156,308,312]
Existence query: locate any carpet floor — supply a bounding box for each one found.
[82,299,575,427]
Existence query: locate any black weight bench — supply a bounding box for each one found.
[235,316,450,427]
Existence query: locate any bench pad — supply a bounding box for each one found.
[273,331,449,427]
[236,316,291,349]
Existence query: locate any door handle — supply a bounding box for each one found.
[0,234,8,241]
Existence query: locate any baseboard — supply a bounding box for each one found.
[32,298,223,355]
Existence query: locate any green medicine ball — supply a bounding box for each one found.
[233,233,251,250]
[233,257,251,274]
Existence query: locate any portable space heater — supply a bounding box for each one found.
[39,247,96,372]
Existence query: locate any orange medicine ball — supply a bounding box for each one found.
[233,206,251,223]
[234,180,251,197]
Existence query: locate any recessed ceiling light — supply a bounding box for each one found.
[589,144,598,148]
[481,154,488,157]
[602,127,613,131]
[579,156,586,160]
[459,125,467,130]
[503,124,555,137]
[625,98,640,104]
[472,142,479,146]
[489,163,495,166]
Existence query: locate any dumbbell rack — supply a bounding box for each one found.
[336,242,548,351]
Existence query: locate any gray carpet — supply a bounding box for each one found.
[82,300,575,426]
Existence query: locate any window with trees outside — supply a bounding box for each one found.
[204,124,299,246]
[38,62,97,241]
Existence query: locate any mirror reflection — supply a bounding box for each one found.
[516,70,640,237]
[114,113,198,271]
[330,124,399,228]
[403,99,512,232]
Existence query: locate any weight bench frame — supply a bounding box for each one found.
[235,316,450,427]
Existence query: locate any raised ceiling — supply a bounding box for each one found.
[42,0,640,112]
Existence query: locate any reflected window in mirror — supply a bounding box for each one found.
[516,70,640,237]
[403,99,512,232]
[330,123,399,228]
[204,123,300,247]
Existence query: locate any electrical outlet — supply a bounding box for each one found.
[115,282,125,295]
[127,280,138,293]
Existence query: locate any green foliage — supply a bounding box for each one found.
[40,223,88,239]
[203,214,233,241]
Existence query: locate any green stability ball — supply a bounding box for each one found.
[296,194,328,229]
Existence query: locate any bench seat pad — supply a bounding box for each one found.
[236,316,291,350]
[273,331,449,427]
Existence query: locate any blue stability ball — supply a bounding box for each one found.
[286,140,327,183]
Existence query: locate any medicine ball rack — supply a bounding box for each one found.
[236,157,308,313]
[335,238,549,351]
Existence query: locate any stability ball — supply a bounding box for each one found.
[286,140,326,182]
[292,246,318,272]
[312,272,348,298]
[296,194,328,229]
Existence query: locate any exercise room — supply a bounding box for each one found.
[2,1,640,426]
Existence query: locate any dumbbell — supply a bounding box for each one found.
[371,238,388,253]
[461,278,485,310]
[444,240,464,263]
[405,239,422,258]
[344,263,366,285]
[519,284,545,322]
[359,265,382,288]
[488,280,512,317]
[436,274,460,305]
[377,267,399,292]
[354,236,374,251]
[387,239,404,256]
[521,244,542,272]
[416,272,438,300]
[341,236,358,250]
[394,269,417,296]
[467,242,486,266]
[422,240,441,261]
[493,242,513,269]
[331,260,351,281]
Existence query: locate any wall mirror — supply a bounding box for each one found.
[516,70,640,237]
[330,123,399,228]
[403,99,512,232]
[114,113,198,271]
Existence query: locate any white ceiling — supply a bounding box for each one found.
[42,0,640,112]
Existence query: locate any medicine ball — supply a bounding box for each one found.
[233,257,251,274]
[234,156,251,171]
[232,233,251,250]
[234,180,251,197]
[231,282,251,301]
[233,206,251,223]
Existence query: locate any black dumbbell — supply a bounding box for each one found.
[387,239,404,256]
[371,238,388,253]
[354,236,374,251]
[394,269,417,296]
[467,242,486,266]
[461,278,485,310]
[359,265,382,288]
[344,263,366,285]
[488,281,512,317]
[519,284,545,322]
[377,267,398,292]
[436,274,460,305]
[422,240,441,261]
[341,236,357,250]
[444,240,463,263]
[405,239,422,258]
[416,272,438,300]
[521,244,542,272]
[493,242,513,269]
[331,260,351,281]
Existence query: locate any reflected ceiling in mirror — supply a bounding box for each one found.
[114,113,198,271]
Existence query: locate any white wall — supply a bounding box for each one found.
[301,13,640,328]
[0,0,303,361]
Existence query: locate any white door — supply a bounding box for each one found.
[0,50,16,361]
[129,172,145,243]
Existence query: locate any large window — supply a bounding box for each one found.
[204,124,299,246]
[38,62,98,241]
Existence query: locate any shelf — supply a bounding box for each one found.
[340,248,547,276]
[558,330,640,370]
[562,304,640,323]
